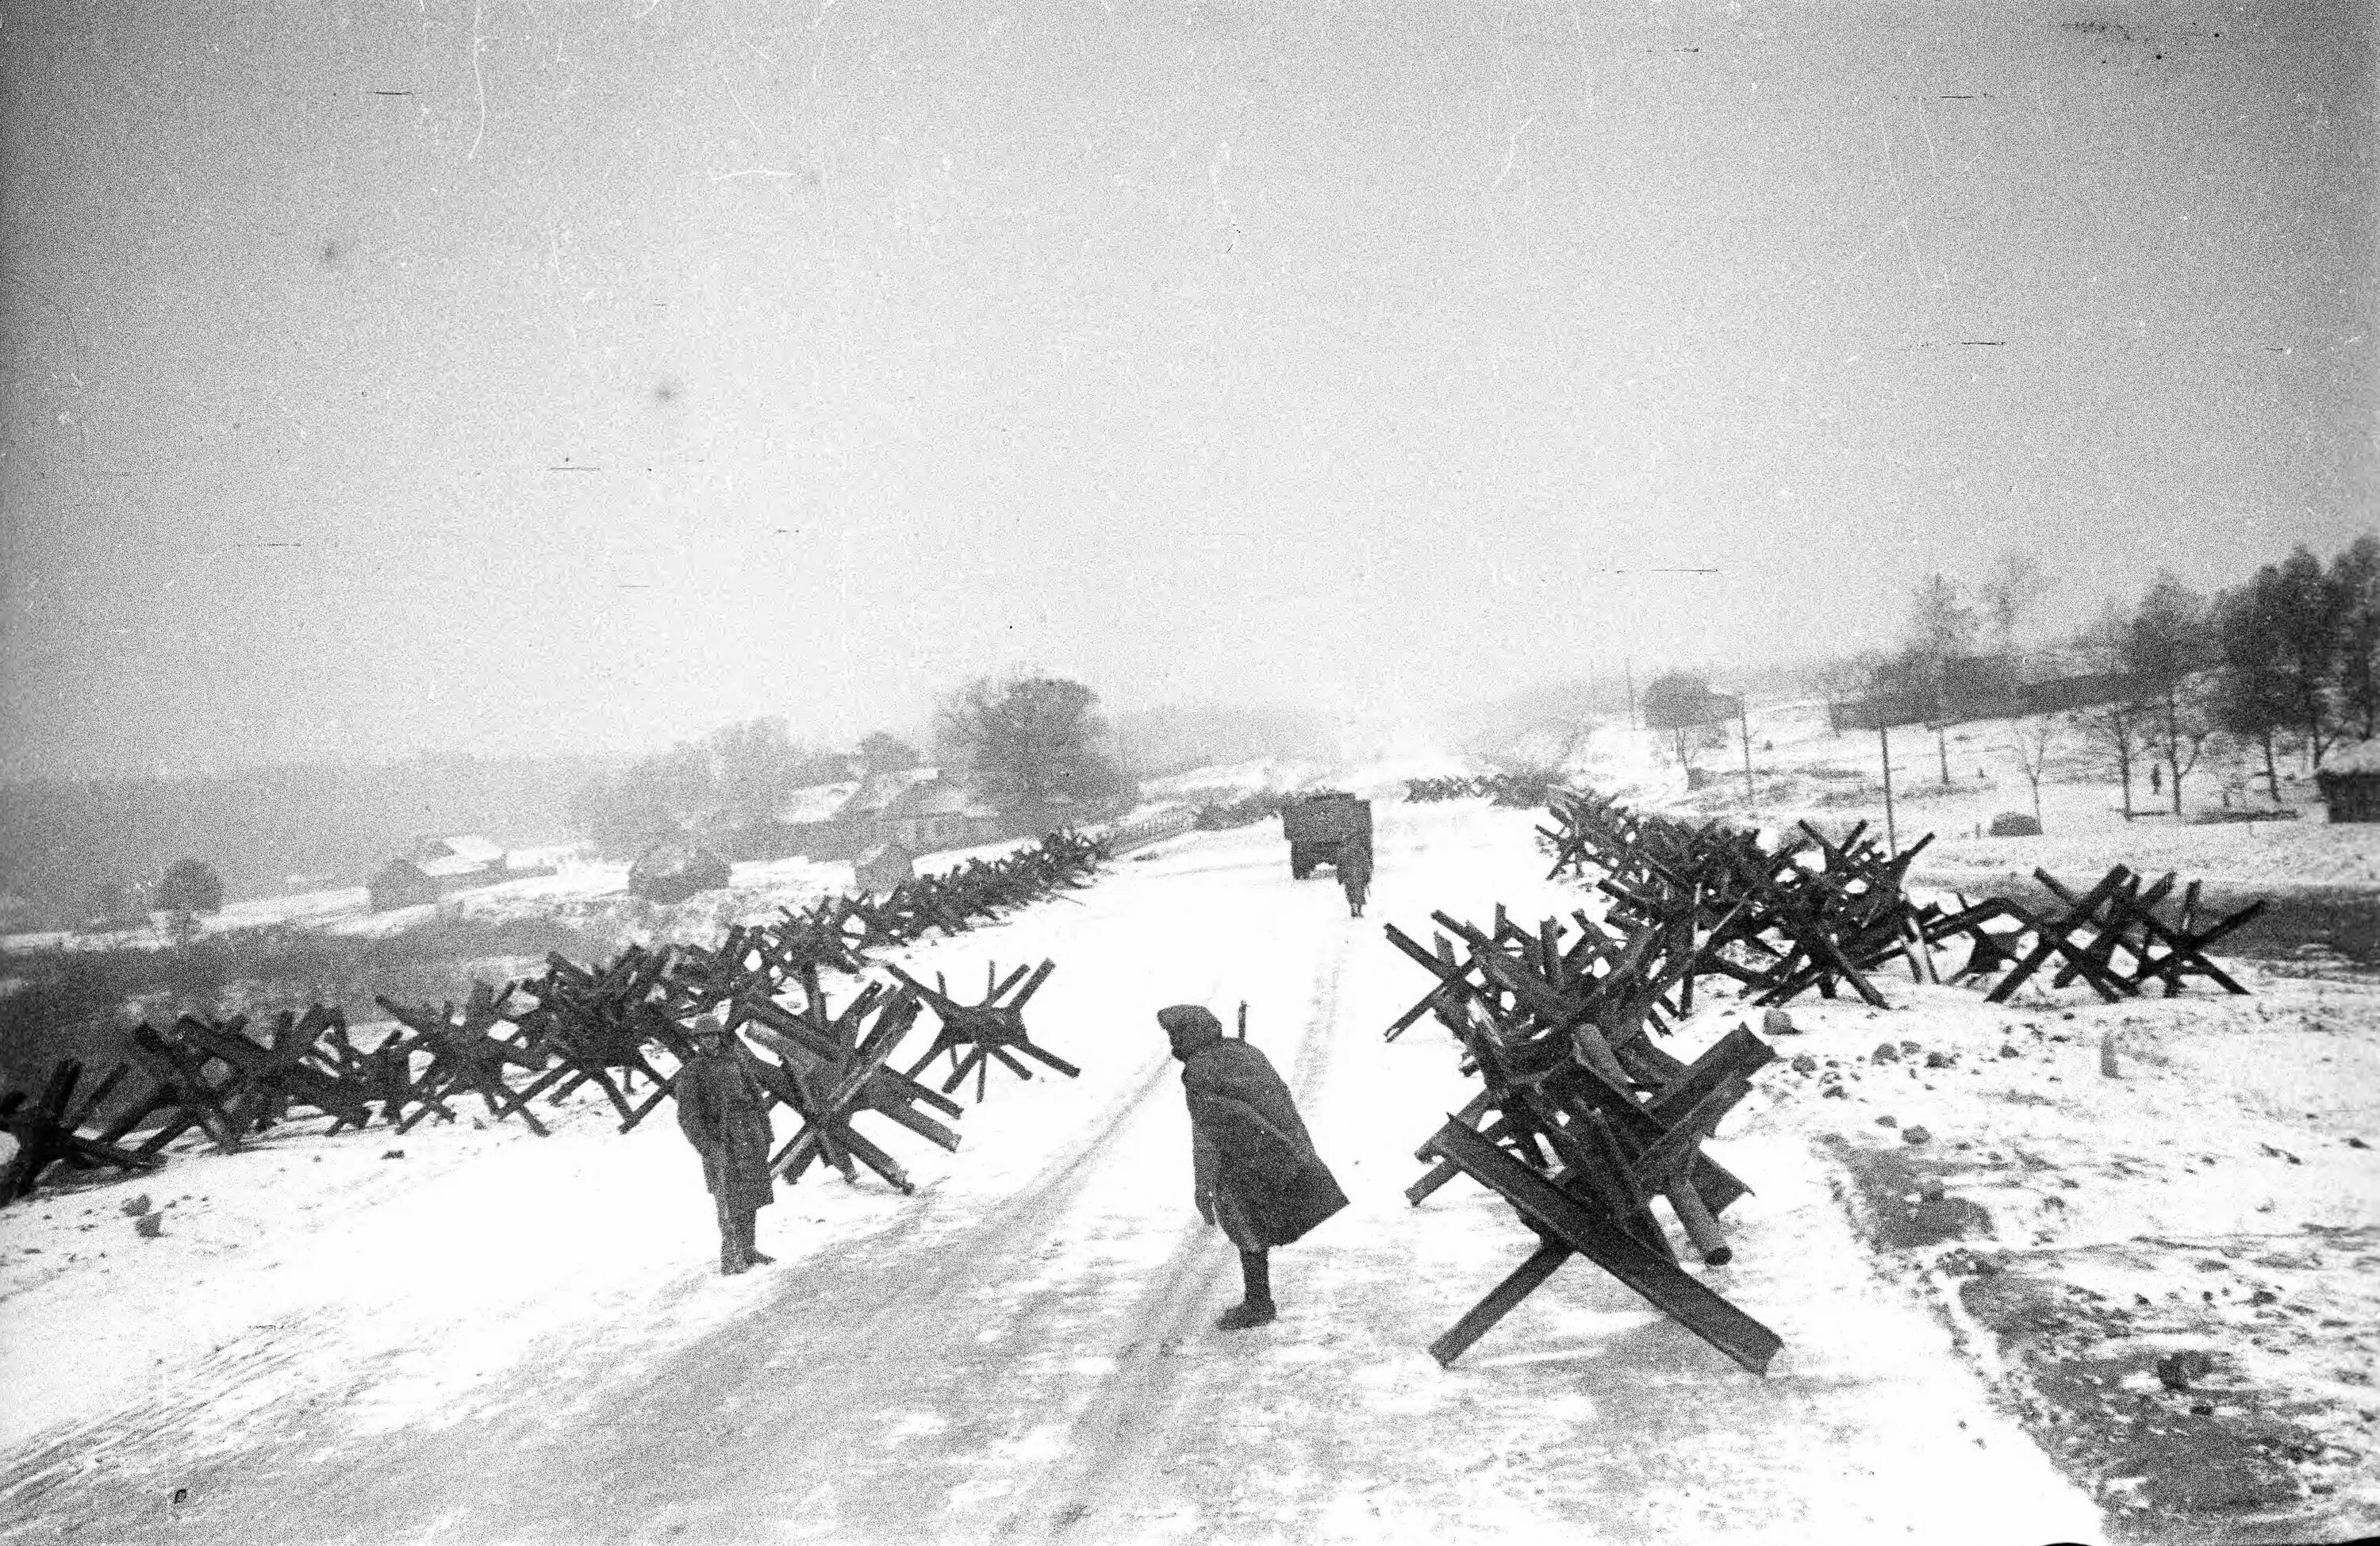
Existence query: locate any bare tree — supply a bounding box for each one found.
[1641,673,1718,776]
[1813,654,1880,738]
[2146,700,2219,816]
[2125,573,2213,816]
[2071,600,2151,818]
[1905,574,1980,787]
[2071,704,2151,819]
[2003,715,2059,828]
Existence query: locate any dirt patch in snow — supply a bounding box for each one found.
[1819,1134,1994,1253]
[1772,980,2380,1546]
[1951,1264,2333,1540]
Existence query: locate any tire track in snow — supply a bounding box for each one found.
[0,1315,337,1519]
[549,874,1361,1544]
[989,913,1353,1543]
[223,1084,1197,1541]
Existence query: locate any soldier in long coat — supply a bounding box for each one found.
[1336,838,1372,918]
[675,1016,777,1275]
[1160,1003,1349,1329]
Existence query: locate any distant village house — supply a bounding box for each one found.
[628,841,734,905]
[724,766,1073,865]
[2317,741,2380,823]
[366,835,539,912]
[877,778,1004,854]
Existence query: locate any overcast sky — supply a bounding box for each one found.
[2,0,2371,780]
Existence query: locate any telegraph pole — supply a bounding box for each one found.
[1879,723,1898,855]
[1739,700,1757,816]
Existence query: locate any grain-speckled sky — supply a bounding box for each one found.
[2,0,2371,777]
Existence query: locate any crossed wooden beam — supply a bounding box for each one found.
[0,1057,163,1205]
[1541,788,2267,1009]
[373,983,553,1137]
[21,1007,390,1187]
[762,903,873,978]
[1385,904,1783,1373]
[519,952,685,1131]
[724,969,962,1195]
[1384,908,1702,1088]
[1982,865,2261,1002]
[1422,1029,1779,1370]
[171,1007,374,1137]
[881,959,1075,1101]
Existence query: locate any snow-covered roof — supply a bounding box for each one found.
[416,854,493,880]
[2323,739,2380,777]
[881,778,997,819]
[843,766,941,815]
[416,834,506,866]
[778,781,862,824]
[502,842,580,870]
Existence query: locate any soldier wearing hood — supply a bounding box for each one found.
[1159,1003,1349,1329]
[1336,838,1372,918]
[676,1015,777,1275]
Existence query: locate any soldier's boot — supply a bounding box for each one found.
[718,1197,750,1275]
[738,1208,774,1266]
[1216,1249,1276,1331]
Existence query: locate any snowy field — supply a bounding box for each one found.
[1568,700,2380,896]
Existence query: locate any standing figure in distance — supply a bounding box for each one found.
[675,1015,777,1275]
[1160,1003,1349,1329]
[1336,837,1372,919]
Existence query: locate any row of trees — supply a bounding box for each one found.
[2056,539,2376,816]
[566,673,1133,857]
[1844,537,2378,819]
[2204,538,2378,787]
[566,719,909,857]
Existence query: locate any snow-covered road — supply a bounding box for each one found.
[0,804,2106,1544]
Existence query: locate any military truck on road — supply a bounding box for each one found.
[1281,791,1372,880]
